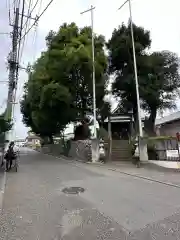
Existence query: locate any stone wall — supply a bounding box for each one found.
[68,140,92,162]
[40,139,100,162]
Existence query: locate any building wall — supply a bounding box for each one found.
[158,119,180,136]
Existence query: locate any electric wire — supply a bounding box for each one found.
[19,0,33,62]
[20,0,55,43]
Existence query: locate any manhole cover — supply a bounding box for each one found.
[62,187,85,194]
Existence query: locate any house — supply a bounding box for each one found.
[26,131,41,148]
[155,111,180,136]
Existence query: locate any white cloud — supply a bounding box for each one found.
[1,0,180,138]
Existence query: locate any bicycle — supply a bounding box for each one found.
[4,151,19,172]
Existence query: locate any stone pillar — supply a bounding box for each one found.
[108,116,112,161]
[139,137,148,162]
[91,139,99,162]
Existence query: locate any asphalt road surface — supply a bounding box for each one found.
[1,148,180,239]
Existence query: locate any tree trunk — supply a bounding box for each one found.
[48,135,54,144]
[132,107,138,136]
[144,107,157,136]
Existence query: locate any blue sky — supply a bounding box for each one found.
[0,0,180,139]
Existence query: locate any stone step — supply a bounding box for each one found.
[104,140,132,161]
[112,148,130,151]
[112,151,131,154]
[112,145,130,148]
[112,158,131,161]
[112,155,131,158]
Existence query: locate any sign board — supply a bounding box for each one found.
[166,150,179,158]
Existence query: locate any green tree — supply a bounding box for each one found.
[21,22,108,139]
[140,51,180,134]
[107,22,151,122]
[46,23,107,118]
[97,101,111,126]
[21,72,73,143]
[0,113,12,134]
[107,21,180,135]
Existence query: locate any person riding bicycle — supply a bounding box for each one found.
[4,141,16,171]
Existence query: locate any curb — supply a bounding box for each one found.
[59,155,180,189]
[38,151,180,189]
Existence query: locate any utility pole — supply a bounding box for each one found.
[5,8,20,142]
[5,0,36,144]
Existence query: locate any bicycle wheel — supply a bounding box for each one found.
[15,158,18,172]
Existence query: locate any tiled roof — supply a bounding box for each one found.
[155,111,180,126]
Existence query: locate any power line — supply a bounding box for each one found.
[0,32,10,35]
[8,0,11,25]
[31,0,42,61]
[32,24,38,62]
[11,0,55,62]
[17,0,26,63]
[20,0,55,42]
[12,0,18,12]
[22,0,38,30]
[10,0,55,121]
[16,0,42,109]
[37,0,43,14]
[19,0,33,62]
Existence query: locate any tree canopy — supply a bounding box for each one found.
[21,20,180,139]
[107,21,180,135]
[0,113,12,135]
[21,23,108,141]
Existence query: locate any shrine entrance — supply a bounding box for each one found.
[103,113,133,140]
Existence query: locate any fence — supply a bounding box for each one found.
[147,137,180,161]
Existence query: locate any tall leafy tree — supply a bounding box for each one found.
[140,51,180,134]
[107,21,180,135]
[107,21,151,122]
[21,22,108,140]
[46,23,108,118]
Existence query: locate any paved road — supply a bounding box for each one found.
[1,149,180,239]
[80,161,180,187]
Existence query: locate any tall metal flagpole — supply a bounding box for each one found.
[81,5,97,139]
[118,0,143,137]
[128,0,143,137]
